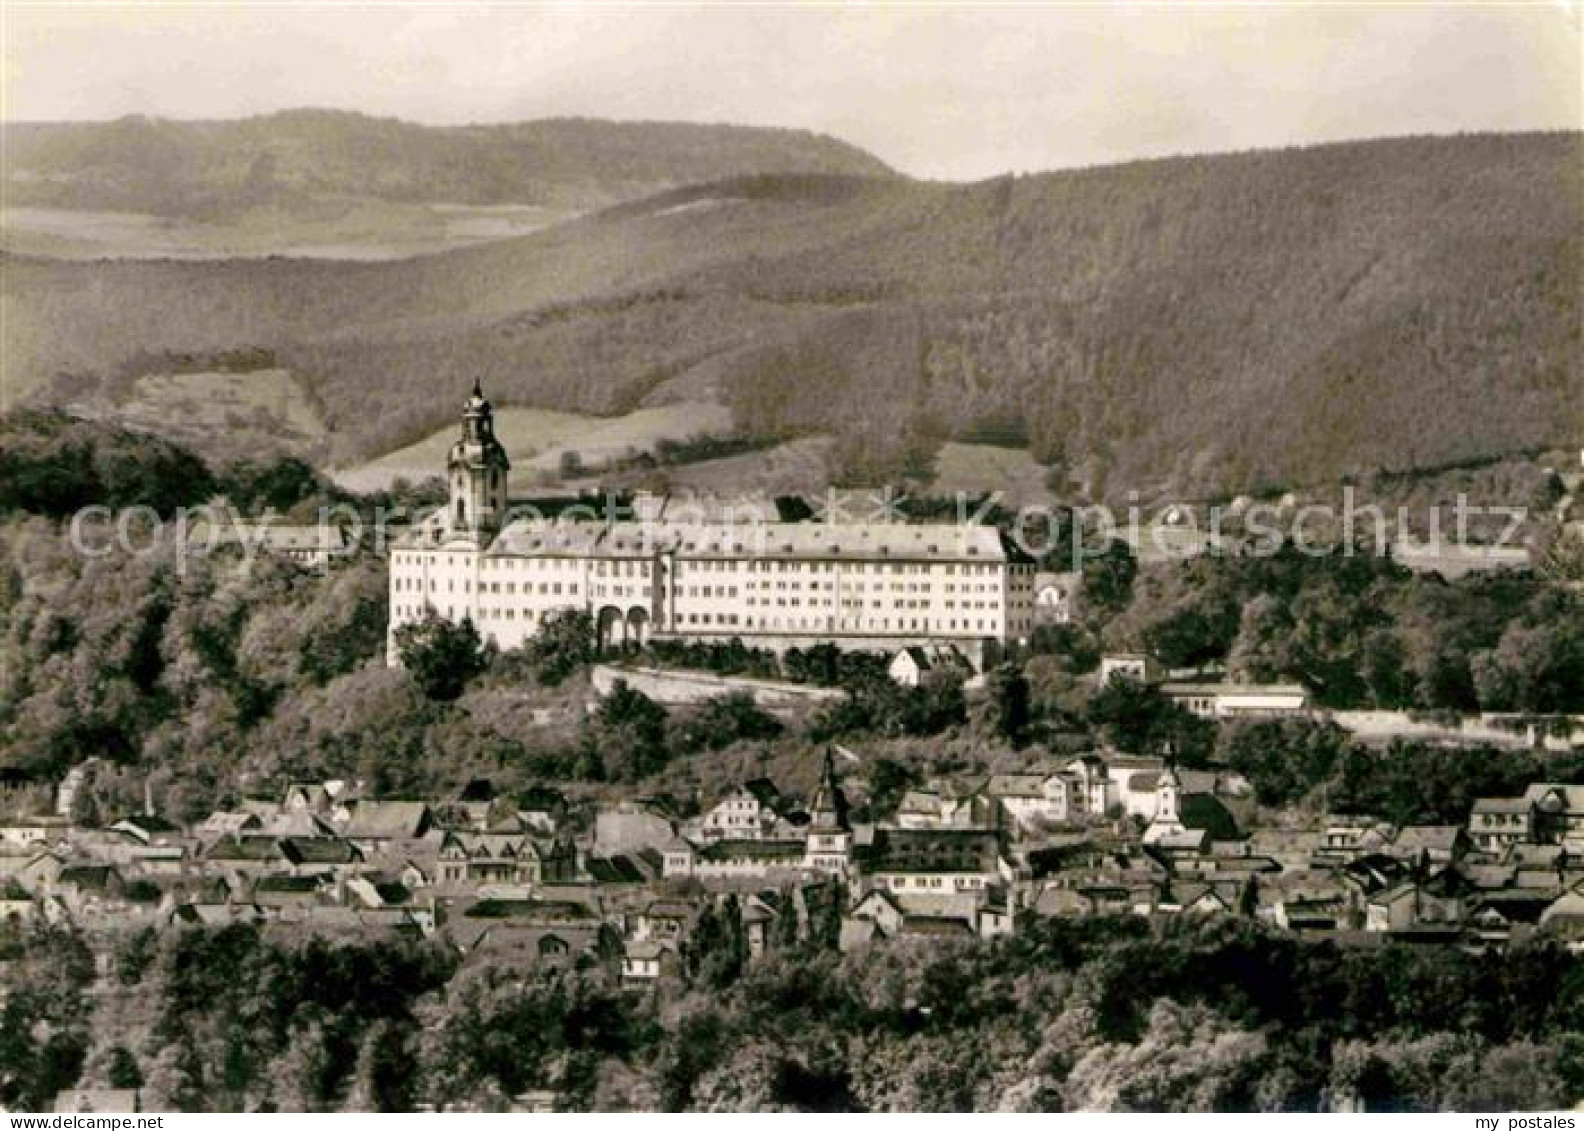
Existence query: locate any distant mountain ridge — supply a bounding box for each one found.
[1,108,895,217]
[6,131,1580,500]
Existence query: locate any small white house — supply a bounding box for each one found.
[888,645,968,687]
[1098,653,1166,686]
[621,939,678,983]
[1033,571,1080,625]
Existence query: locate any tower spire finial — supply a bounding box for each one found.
[471,377,483,399]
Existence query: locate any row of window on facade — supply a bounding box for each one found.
[676,612,1001,632]
[394,553,1009,577]
[394,577,580,597]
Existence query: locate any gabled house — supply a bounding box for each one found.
[54,864,131,914]
[282,782,335,815]
[888,644,969,687]
[1152,881,1235,917]
[259,809,341,839]
[986,773,1081,832]
[1389,826,1470,869]
[169,902,266,929]
[659,836,697,878]
[740,891,785,956]
[1062,755,1113,818]
[1313,816,1394,867]
[1469,798,1534,853]
[204,835,285,877]
[106,814,180,845]
[629,899,700,946]
[847,888,906,938]
[894,780,996,831]
[1525,784,1584,847]
[437,831,543,887]
[1539,886,1584,948]
[1341,853,1411,898]
[1365,883,1419,933]
[1363,869,1471,933]
[698,778,786,841]
[622,938,680,985]
[1466,892,1553,949]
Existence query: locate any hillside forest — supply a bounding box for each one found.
[7,131,1580,501]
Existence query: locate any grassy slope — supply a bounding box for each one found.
[333,402,734,492]
[5,133,1580,498]
[1,110,893,216]
[102,368,330,466]
[1,111,893,259]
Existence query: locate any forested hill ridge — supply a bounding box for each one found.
[1,109,894,217]
[7,131,1581,499]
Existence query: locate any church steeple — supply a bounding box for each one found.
[809,748,849,831]
[447,380,510,538]
[804,748,852,876]
[1156,741,1182,825]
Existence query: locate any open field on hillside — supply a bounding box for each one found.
[70,368,330,465]
[636,435,837,497]
[1,202,572,260]
[931,441,1056,507]
[332,401,734,493]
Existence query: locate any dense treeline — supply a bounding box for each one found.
[1217,715,1584,821]
[1,416,1578,829]
[18,914,1582,1111]
[0,514,389,805]
[10,133,1579,497]
[1099,544,1584,712]
[0,409,344,520]
[4,487,1577,821]
[0,409,216,517]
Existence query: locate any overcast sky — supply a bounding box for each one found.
[4,3,1579,180]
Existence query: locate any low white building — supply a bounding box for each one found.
[1161,682,1308,719]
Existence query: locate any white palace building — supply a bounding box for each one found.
[387,384,1038,665]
